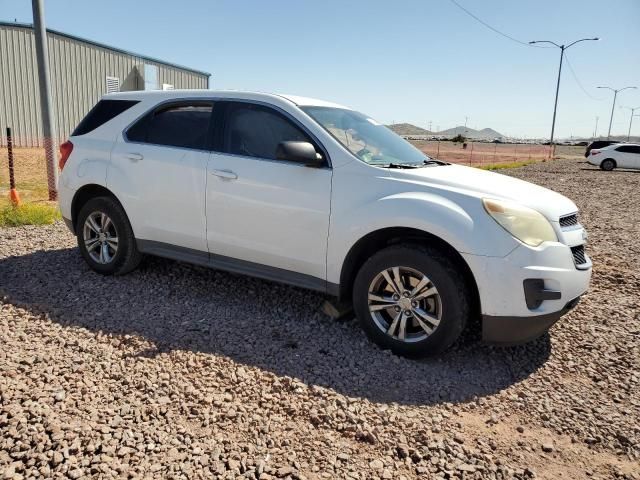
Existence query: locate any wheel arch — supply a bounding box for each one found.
[337,227,480,317]
[70,184,123,234]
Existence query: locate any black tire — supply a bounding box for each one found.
[76,196,142,275]
[353,244,470,358]
[600,159,616,171]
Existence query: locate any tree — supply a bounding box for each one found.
[451,134,466,143]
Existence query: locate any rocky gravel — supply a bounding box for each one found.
[1,159,639,479]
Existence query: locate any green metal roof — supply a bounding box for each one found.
[0,20,211,77]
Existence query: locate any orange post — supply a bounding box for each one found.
[9,188,21,205]
[6,127,21,206]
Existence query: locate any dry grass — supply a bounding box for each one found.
[0,147,59,226]
[479,160,540,170]
[0,201,61,227]
[0,147,51,203]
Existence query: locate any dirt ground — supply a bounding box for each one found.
[409,141,583,166]
[0,159,638,479]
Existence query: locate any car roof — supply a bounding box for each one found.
[105,90,350,109]
[600,143,639,148]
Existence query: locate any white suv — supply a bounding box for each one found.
[58,90,591,357]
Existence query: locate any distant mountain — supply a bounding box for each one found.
[386,123,432,136]
[436,126,504,140]
[387,123,504,140]
[478,128,503,139]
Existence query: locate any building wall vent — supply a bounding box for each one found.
[106,76,120,94]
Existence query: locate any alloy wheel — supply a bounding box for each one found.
[83,211,119,264]
[367,266,442,343]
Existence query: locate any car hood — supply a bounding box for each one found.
[388,164,577,221]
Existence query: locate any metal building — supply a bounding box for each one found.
[0,21,211,147]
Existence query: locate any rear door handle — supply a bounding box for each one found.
[210,169,238,180]
[125,153,143,161]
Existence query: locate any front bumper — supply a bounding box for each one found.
[483,296,581,344]
[462,241,591,343]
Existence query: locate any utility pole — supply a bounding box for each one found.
[32,0,58,200]
[592,116,599,140]
[597,86,637,139]
[621,106,640,142]
[529,37,599,148]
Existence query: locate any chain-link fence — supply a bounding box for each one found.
[0,142,51,205]
[408,140,585,167]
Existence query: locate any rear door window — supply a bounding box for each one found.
[127,101,214,150]
[72,99,139,136]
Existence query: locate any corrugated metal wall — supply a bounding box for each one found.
[0,24,209,147]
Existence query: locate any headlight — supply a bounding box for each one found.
[483,198,557,247]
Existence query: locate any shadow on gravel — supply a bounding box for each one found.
[0,247,551,406]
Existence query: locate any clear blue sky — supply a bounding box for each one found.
[2,0,639,138]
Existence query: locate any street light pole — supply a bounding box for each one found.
[620,106,640,142]
[529,38,599,152]
[597,86,637,139]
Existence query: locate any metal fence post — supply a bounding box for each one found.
[6,127,21,205]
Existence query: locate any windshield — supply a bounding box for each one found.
[301,106,429,166]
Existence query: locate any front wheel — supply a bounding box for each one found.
[353,245,470,357]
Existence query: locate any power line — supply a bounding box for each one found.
[447,0,551,48]
[563,53,605,101]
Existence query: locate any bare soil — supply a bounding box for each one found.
[410,141,583,166]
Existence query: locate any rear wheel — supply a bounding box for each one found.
[76,196,142,275]
[353,244,470,357]
[600,158,616,171]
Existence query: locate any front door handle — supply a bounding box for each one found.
[125,153,143,161]
[210,169,238,180]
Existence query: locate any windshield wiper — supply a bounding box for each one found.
[423,159,449,166]
[375,159,448,169]
[381,163,420,169]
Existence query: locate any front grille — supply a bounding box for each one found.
[560,213,579,228]
[571,245,587,266]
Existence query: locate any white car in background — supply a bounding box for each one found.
[587,143,640,171]
[57,90,591,357]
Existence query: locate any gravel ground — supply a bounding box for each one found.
[1,159,638,480]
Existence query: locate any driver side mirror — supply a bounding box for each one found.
[276,141,324,167]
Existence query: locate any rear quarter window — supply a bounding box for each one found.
[72,100,139,136]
